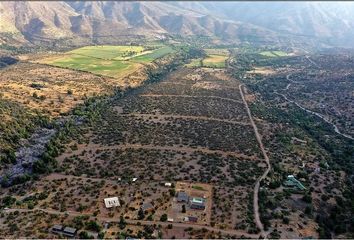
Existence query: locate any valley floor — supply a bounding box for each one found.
[0,67,269,238]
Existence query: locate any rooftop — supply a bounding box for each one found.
[141,202,154,211]
[177,191,189,202]
[191,197,205,204]
[104,197,120,208]
[63,227,77,234]
[285,175,306,190]
[52,225,63,230]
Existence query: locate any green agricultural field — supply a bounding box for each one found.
[39,45,174,78]
[186,58,203,67]
[131,46,174,62]
[260,50,288,57]
[69,45,145,60]
[42,54,134,78]
[202,54,228,68]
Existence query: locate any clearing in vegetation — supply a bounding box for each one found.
[203,48,228,68]
[202,54,228,68]
[187,48,228,68]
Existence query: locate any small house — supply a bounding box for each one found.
[188,216,198,222]
[62,227,77,237]
[190,197,206,210]
[177,191,189,203]
[141,202,154,212]
[104,197,120,208]
[165,182,172,187]
[284,175,306,190]
[51,225,63,234]
[183,216,198,222]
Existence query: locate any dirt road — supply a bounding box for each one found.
[126,113,251,126]
[279,74,354,140]
[239,84,271,238]
[140,94,243,104]
[3,208,258,238]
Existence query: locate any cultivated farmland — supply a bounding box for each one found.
[259,50,288,57]
[203,54,228,68]
[38,45,174,79]
[188,48,229,68]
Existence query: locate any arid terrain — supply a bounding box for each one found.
[1,2,354,238]
[1,62,270,238]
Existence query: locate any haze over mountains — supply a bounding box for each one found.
[1,1,354,47]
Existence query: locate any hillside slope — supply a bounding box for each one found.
[0,1,283,46]
[169,1,354,47]
[1,1,353,47]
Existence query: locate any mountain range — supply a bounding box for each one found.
[1,1,354,47]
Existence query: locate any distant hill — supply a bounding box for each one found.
[1,1,353,48]
[168,2,354,47]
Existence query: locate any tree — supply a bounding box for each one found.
[302,193,312,203]
[305,206,312,216]
[79,231,93,239]
[160,214,168,222]
[86,220,102,232]
[182,204,186,213]
[2,196,16,207]
[98,232,105,239]
[119,216,127,229]
[138,208,145,220]
[169,188,176,197]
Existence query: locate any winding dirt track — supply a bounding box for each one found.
[239,84,271,238]
[279,74,354,140]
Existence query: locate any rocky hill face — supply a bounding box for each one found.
[0,1,285,46]
[1,1,353,47]
[169,1,354,47]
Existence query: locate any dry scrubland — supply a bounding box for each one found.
[0,45,174,117]
[0,62,116,116]
[0,48,268,238]
[229,49,354,238]
[0,44,176,184]
[45,68,265,233]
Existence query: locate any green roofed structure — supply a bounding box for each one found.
[284,175,306,190]
[190,197,206,210]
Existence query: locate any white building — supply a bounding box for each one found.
[104,197,120,208]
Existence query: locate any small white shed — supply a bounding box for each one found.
[104,197,120,208]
